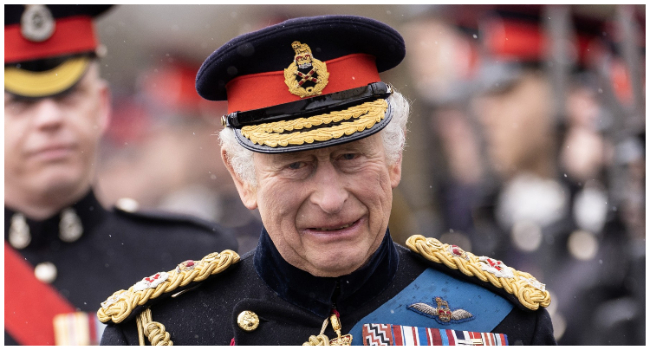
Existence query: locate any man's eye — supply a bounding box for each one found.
[341,153,357,160]
[5,97,33,113]
[56,87,83,104]
[288,162,304,170]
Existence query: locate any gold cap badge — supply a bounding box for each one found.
[284,41,329,98]
[21,5,55,42]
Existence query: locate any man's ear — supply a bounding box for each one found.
[95,78,111,135]
[389,152,403,189]
[221,148,258,210]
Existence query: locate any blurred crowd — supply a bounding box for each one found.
[399,5,646,345]
[91,5,644,345]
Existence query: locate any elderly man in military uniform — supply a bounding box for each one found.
[4,5,237,346]
[99,15,555,346]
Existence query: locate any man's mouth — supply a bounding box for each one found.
[29,144,76,161]
[307,218,363,233]
[311,221,356,231]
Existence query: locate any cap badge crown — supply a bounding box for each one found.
[284,41,329,98]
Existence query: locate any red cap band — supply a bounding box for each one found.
[485,19,547,61]
[225,54,380,114]
[5,16,98,63]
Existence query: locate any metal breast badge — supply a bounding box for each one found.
[284,41,329,98]
[408,297,474,324]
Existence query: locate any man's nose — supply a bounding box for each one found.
[32,98,65,130]
[310,162,348,214]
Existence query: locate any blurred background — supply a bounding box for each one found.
[91,5,645,345]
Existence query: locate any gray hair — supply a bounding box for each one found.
[220,90,410,186]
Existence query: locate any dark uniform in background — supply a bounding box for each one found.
[4,5,237,345]
[4,191,237,345]
[98,15,555,346]
[409,5,645,345]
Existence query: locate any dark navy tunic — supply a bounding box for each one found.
[4,190,238,345]
[100,228,556,345]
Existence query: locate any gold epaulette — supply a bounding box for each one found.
[405,235,551,311]
[97,250,240,325]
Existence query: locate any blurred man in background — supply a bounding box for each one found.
[96,58,263,253]
[470,6,644,344]
[4,5,237,345]
[402,4,644,345]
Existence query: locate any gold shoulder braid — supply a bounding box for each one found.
[405,235,551,311]
[97,250,240,345]
[136,308,173,346]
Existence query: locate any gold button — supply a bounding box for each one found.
[237,310,259,332]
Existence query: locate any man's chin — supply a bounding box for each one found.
[35,173,88,199]
[304,251,368,278]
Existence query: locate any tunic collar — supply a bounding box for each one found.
[4,189,109,249]
[253,227,399,318]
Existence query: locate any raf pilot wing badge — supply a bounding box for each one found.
[408,297,474,324]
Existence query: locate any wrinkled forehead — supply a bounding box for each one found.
[255,133,382,162]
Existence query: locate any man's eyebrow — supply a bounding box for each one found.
[5,93,39,103]
[336,139,373,153]
[269,152,309,164]
[267,139,372,163]
[337,144,366,152]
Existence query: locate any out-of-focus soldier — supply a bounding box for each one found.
[4,5,237,345]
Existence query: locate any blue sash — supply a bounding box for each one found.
[349,268,513,345]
